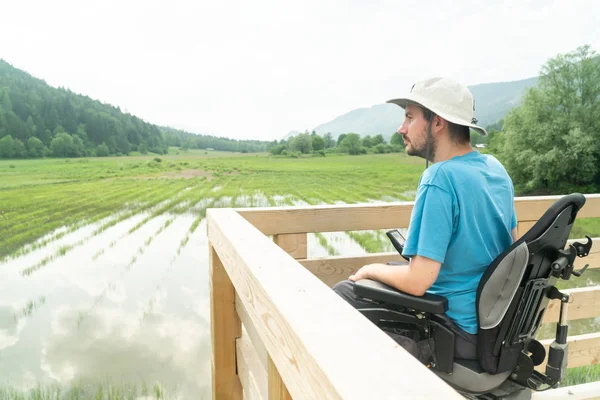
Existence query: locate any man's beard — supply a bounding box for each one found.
[406,125,436,162]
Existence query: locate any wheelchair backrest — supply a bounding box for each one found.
[475,193,586,374]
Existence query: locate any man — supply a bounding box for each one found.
[333,77,518,360]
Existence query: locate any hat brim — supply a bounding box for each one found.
[387,97,488,136]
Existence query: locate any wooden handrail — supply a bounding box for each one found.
[209,194,600,399]
[297,237,599,288]
[236,194,600,235]
[208,208,462,399]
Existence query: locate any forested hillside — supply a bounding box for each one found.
[0,60,269,158]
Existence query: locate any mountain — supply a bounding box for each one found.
[310,76,539,140]
[468,76,538,126]
[0,59,270,158]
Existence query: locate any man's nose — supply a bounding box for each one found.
[398,125,407,135]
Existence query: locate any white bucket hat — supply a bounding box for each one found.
[387,77,487,136]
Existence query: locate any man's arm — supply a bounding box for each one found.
[512,227,518,243]
[349,256,441,296]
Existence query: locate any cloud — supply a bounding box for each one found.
[0,0,598,140]
[41,303,211,398]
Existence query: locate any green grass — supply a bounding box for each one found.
[0,153,425,259]
[563,365,600,387]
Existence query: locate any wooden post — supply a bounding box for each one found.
[210,244,242,400]
[268,355,292,400]
[274,233,307,259]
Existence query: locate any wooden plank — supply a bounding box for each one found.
[236,293,268,369]
[236,202,414,234]
[543,286,600,323]
[235,194,600,236]
[299,253,403,288]
[237,333,267,400]
[207,208,462,400]
[531,382,600,400]
[296,237,599,290]
[274,233,307,259]
[538,333,600,370]
[210,244,243,400]
[515,194,600,221]
[268,355,292,400]
[517,220,537,239]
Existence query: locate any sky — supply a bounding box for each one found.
[1,0,599,141]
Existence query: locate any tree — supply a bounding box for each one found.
[13,139,26,158]
[27,137,46,158]
[289,134,313,154]
[322,133,335,149]
[374,143,386,154]
[72,135,85,157]
[372,134,385,146]
[499,45,600,192]
[50,132,75,157]
[340,133,362,155]
[5,111,27,141]
[269,144,286,155]
[390,132,404,147]
[362,135,372,148]
[96,143,109,157]
[0,89,13,112]
[337,133,347,146]
[312,135,325,151]
[0,135,15,158]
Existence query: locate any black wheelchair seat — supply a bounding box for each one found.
[353,193,593,399]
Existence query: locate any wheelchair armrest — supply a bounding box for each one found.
[354,279,448,314]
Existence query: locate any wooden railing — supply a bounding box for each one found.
[208,194,600,399]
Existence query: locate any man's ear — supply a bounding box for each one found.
[433,115,447,134]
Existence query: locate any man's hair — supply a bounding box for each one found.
[417,105,470,145]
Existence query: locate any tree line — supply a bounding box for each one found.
[0,59,271,159]
[268,131,405,157]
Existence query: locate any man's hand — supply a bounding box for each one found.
[348,264,380,282]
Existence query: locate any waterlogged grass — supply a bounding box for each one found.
[314,233,339,256]
[14,296,46,321]
[0,380,175,400]
[0,153,424,260]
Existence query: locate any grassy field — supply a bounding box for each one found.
[0,151,598,399]
[0,152,426,259]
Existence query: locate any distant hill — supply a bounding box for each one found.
[310,76,538,140]
[0,59,270,158]
[468,76,538,126]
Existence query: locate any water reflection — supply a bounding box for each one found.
[1,192,597,397]
[0,208,212,398]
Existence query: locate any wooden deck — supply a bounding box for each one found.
[208,194,600,399]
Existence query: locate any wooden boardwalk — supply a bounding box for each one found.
[208,194,600,399]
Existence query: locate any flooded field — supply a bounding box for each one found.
[0,154,598,398]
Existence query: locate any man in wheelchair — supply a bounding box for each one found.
[332,78,593,399]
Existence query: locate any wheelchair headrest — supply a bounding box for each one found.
[519,193,586,244]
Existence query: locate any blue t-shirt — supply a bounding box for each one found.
[402,151,517,334]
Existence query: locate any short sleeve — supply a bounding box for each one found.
[511,204,518,230]
[402,184,455,263]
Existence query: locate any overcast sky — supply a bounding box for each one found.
[1,0,598,141]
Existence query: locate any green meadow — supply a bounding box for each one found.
[0,150,598,399]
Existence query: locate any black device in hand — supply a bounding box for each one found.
[386,229,410,261]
